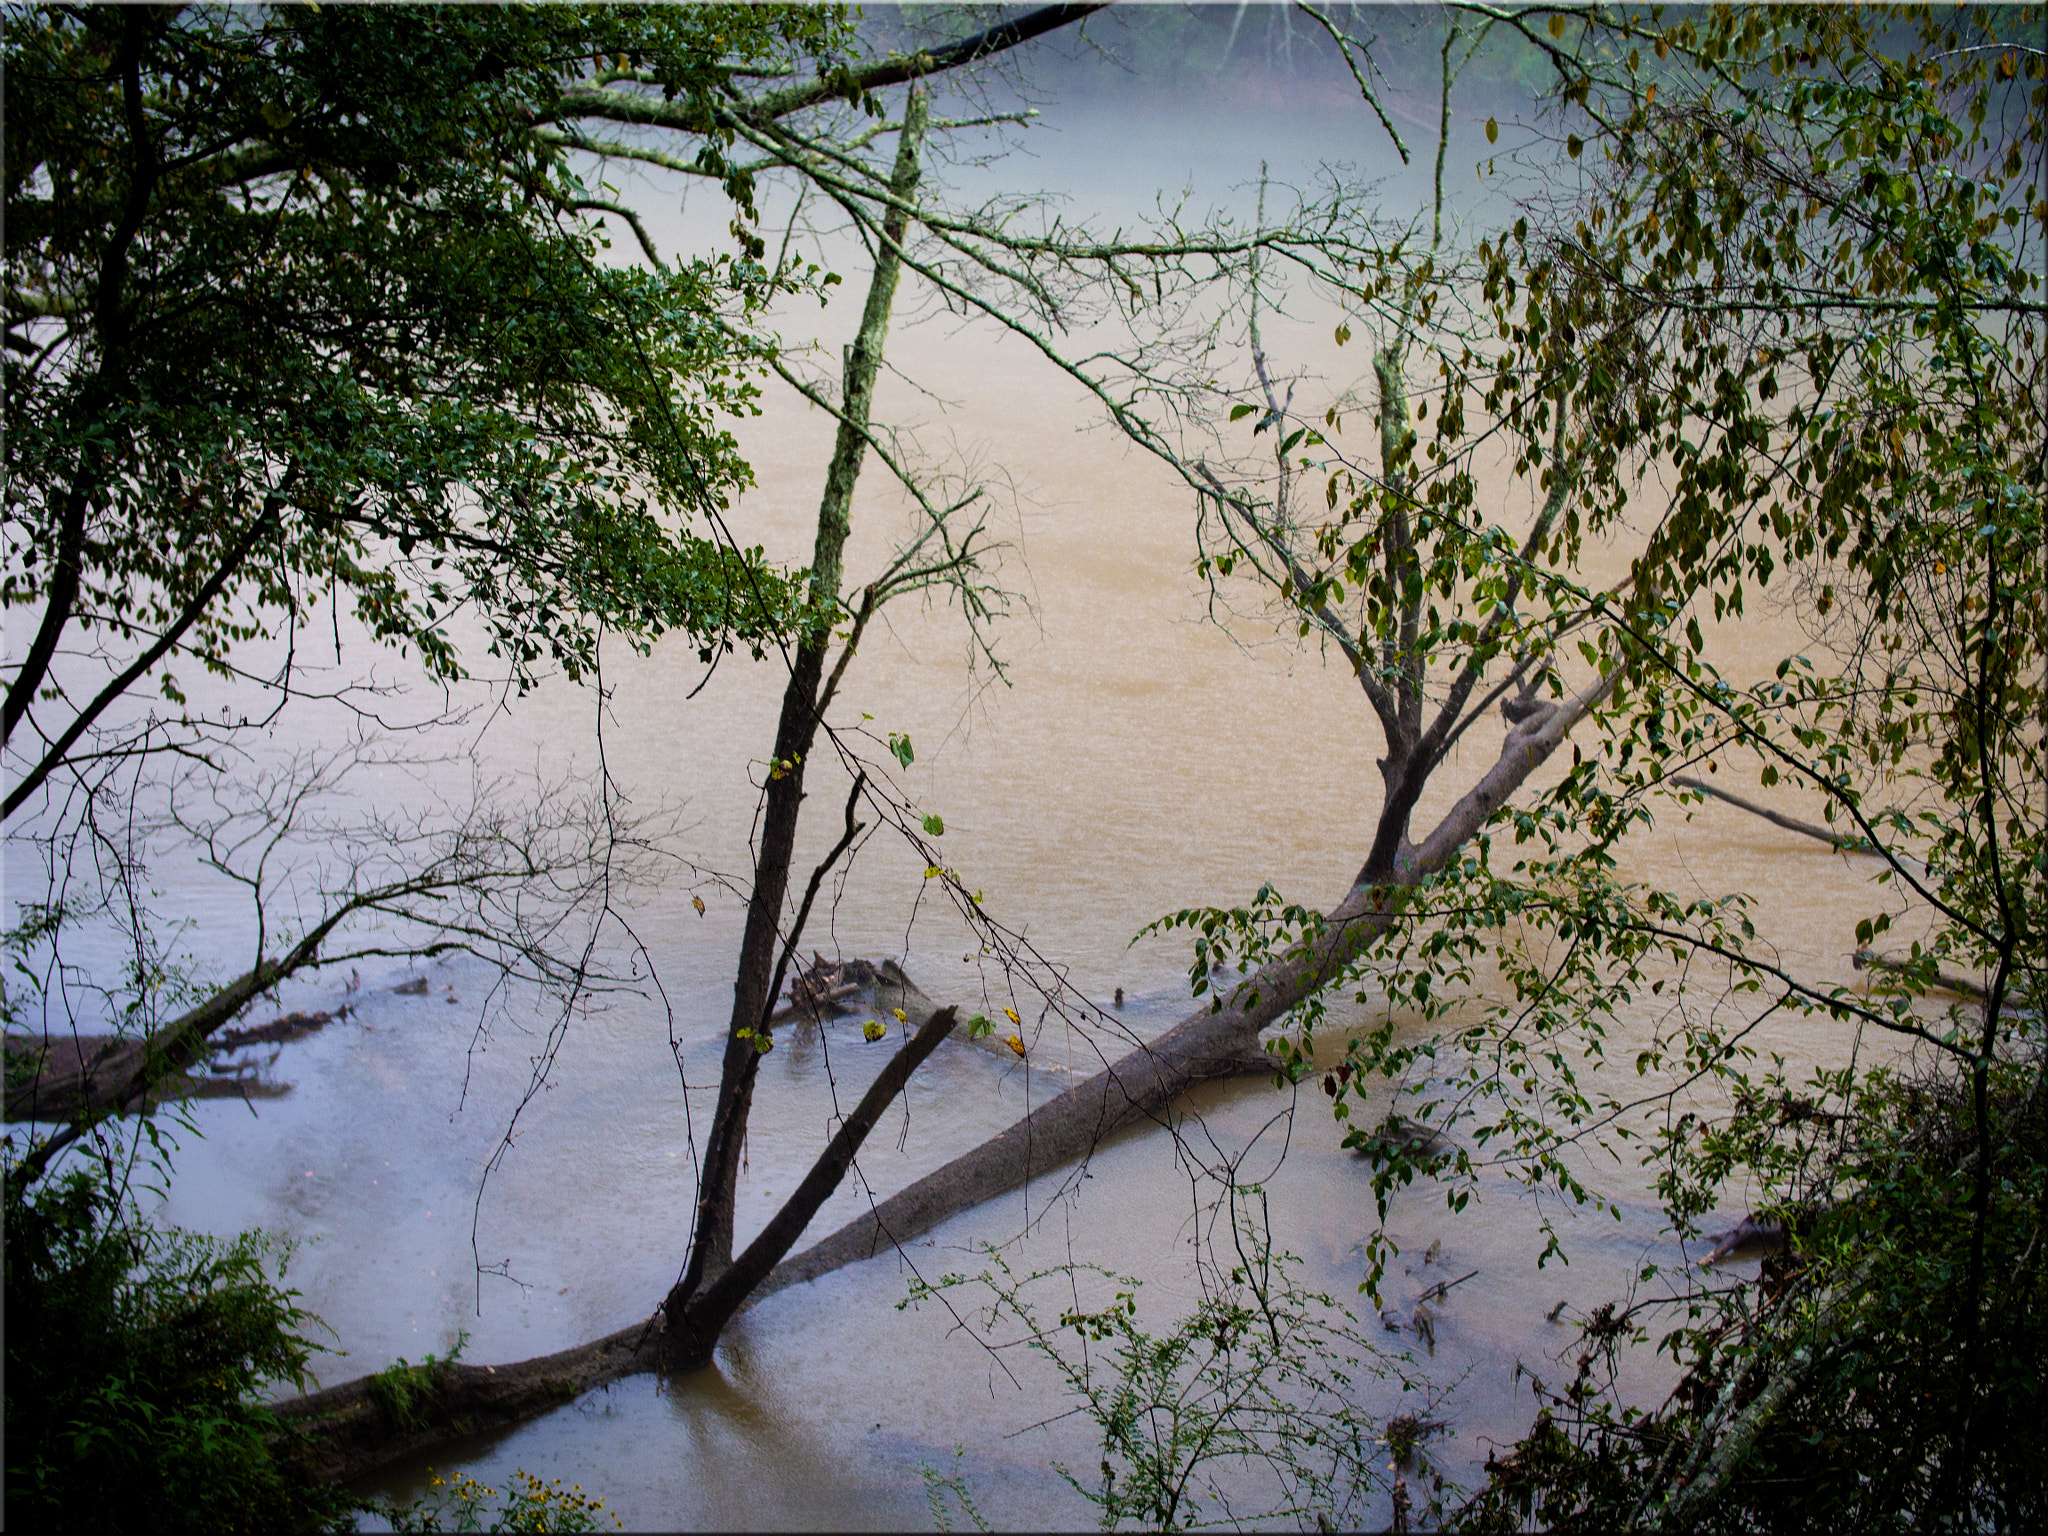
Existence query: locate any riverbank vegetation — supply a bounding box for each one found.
[5,3,2042,1529]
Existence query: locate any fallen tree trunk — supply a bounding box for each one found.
[279,1010,964,1481]
[1852,947,1989,1001]
[5,1013,331,1122]
[275,1323,661,1486]
[273,675,1614,1482]
[1671,773,1892,858]
[762,672,1614,1297]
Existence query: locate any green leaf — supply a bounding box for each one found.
[1486,116,1499,144]
[889,732,915,768]
[922,813,945,837]
[1230,403,1257,421]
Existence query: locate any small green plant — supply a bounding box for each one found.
[917,1449,993,1533]
[2,1155,349,1533]
[905,1190,1410,1531]
[381,1468,623,1533]
[367,1330,470,1433]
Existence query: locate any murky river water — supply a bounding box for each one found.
[16,16,1930,1531]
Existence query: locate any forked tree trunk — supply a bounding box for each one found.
[662,89,932,1371]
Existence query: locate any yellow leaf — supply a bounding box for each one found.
[1485,116,1498,145]
[691,895,706,916]
[892,1008,907,1023]
[1005,1034,1027,1057]
[863,1020,887,1042]
[1004,1007,1020,1026]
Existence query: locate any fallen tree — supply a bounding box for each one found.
[754,674,1617,1300]
[274,656,1622,1480]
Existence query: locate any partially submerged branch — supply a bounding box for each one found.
[1671,773,1888,858]
[268,675,1622,1482]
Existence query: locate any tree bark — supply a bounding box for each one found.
[661,88,931,1364]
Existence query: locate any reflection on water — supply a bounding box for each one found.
[47,15,1925,1530]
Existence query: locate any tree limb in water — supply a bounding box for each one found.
[269,668,1618,1479]
[1670,773,1886,857]
[759,664,1619,1300]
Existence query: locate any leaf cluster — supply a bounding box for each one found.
[902,1207,1405,1533]
[5,5,852,766]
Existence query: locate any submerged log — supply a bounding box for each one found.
[275,1325,661,1485]
[771,956,1077,1074]
[5,1014,325,1122]
[1671,773,1892,859]
[1851,947,1989,1002]
[1699,1214,1787,1267]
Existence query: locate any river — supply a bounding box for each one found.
[26,10,1923,1530]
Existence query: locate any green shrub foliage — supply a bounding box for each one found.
[4,1164,348,1533]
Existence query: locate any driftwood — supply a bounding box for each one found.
[1851,947,1989,1002]
[4,1013,328,1122]
[1350,1113,1451,1162]
[770,954,1077,1074]
[218,1010,335,1048]
[1699,1215,1787,1268]
[1669,778,1982,999]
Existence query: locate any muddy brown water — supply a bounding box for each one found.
[13,41,1934,1531]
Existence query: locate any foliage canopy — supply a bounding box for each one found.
[4,4,857,816]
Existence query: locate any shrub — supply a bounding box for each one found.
[3,1161,350,1533]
